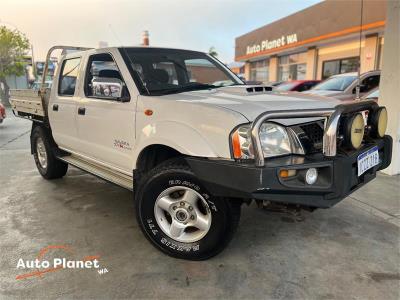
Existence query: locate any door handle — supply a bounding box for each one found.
[52,104,58,111]
[78,107,86,115]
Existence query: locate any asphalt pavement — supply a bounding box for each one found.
[1,109,399,299]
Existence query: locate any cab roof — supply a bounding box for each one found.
[63,46,206,59]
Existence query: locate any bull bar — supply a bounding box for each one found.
[251,100,379,167]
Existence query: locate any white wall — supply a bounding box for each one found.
[379,0,400,175]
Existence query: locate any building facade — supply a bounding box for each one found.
[235,0,386,83]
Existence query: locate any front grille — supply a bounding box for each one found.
[291,121,324,154]
[300,123,324,149]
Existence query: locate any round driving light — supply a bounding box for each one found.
[370,107,388,138]
[345,113,365,149]
[305,168,318,185]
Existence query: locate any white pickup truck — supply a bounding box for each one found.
[10,46,392,260]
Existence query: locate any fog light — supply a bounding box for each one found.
[345,113,365,149]
[370,107,388,138]
[305,168,318,185]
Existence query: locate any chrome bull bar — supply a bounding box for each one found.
[251,100,379,167]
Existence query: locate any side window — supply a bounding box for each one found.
[58,58,81,96]
[299,82,317,92]
[361,75,380,92]
[84,53,129,100]
[297,83,308,92]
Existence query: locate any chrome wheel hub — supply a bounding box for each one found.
[36,137,48,169]
[175,209,189,222]
[154,186,212,243]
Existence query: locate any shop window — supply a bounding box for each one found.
[322,57,359,79]
[278,52,307,81]
[322,61,340,79]
[249,59,269,82]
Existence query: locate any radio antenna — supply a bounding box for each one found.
[356,0,364,100]
[108,24,150,95]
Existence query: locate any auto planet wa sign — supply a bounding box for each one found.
[246,33,298,55]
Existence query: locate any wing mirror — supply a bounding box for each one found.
[91,77,130,102]
[359,84,368,93]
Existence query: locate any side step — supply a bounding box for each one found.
[58,154,133,191]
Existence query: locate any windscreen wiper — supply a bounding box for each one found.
[152,83,216,95]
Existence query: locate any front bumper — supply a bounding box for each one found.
[186,136,392,208]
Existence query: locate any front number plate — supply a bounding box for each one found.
[357,146,379,176]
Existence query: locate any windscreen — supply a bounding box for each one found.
[275,82,298,91]
[312,75,357,91]
[120,48,243,95]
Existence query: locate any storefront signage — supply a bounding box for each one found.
[246,33,298,55]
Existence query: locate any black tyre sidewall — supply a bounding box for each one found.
[32,127,50,176]
[137,168,232,260]
[31,126,67,179]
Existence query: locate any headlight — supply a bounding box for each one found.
[231,122,303,159]
[370,107,388,138]
[259,123,291,157]
[231,124,254,159]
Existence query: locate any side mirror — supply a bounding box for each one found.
[91,77,129,101]
[359,84,368,93]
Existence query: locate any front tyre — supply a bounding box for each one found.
[32,126,68,179]
[135,159,241,260]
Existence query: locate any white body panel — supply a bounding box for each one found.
[9,90,45,116]
[132,94,248,168]
[157,86,339,123]
[75,98,135,173]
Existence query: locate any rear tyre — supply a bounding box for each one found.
[135,158,241,260]
[32,126,68,179]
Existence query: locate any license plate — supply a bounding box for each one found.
[357,146,379,176]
